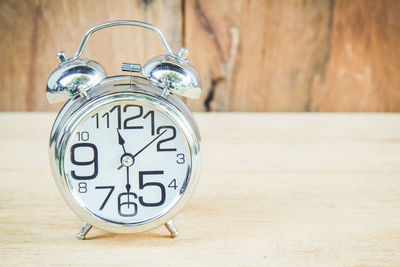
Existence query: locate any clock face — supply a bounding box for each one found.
[63,100,190,225]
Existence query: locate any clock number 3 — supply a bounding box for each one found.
[176,153,185,164]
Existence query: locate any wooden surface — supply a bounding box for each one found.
[1,0,400,112]
[1,112,400,266]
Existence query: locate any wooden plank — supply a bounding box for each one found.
[311,0,400,111]
[184,0,400,112]
[184,0,334,111]
[1,112,400,265]
[0,0,182,111]
[1,0,400,112]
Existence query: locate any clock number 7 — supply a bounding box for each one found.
[95,186,115,210]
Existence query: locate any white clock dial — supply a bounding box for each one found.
[63,100,190,224]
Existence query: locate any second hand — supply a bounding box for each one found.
[126,166,131,208]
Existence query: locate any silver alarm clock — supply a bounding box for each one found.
[46,20,201,240]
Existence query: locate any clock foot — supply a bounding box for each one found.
[76,222,92,240]
[165,220,179,238]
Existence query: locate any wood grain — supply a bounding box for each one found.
[311,0,400,111]
[185,0,334,111]
[184,0,400,111]
[0,0,183,111]
[0,0,399,111]
[1,112,400,265]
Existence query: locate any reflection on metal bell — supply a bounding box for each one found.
[46,53,106,104]
[142,52,201,99]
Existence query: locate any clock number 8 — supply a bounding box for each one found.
[78,182,87,193]
[70,143,98,180]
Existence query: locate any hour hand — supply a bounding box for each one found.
[116,128,126,153]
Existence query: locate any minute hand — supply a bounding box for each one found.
[132,129,167,158]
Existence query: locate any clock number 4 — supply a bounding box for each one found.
[168,179,178,190]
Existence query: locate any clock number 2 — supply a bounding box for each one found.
[156,126,176,152]
[70,143,98,180]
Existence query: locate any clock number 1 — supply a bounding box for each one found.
[143,110,155,135]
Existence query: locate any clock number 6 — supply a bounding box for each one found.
[118,192,138,217]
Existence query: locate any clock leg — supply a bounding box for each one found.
[76,222,92,240]
[164,220,179,238]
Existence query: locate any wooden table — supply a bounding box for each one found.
[1,113,400,266]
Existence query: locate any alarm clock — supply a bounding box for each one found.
[46,20,201,240]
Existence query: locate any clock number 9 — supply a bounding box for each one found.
[70,143,98,180]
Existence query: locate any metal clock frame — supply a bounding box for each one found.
[49,76,201,238]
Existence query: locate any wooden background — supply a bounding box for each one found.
[0,0,399,112]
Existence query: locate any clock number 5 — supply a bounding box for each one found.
[70,143,98,180]
[139,171,166,207]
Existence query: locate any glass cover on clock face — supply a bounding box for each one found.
[63,100,190,224]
